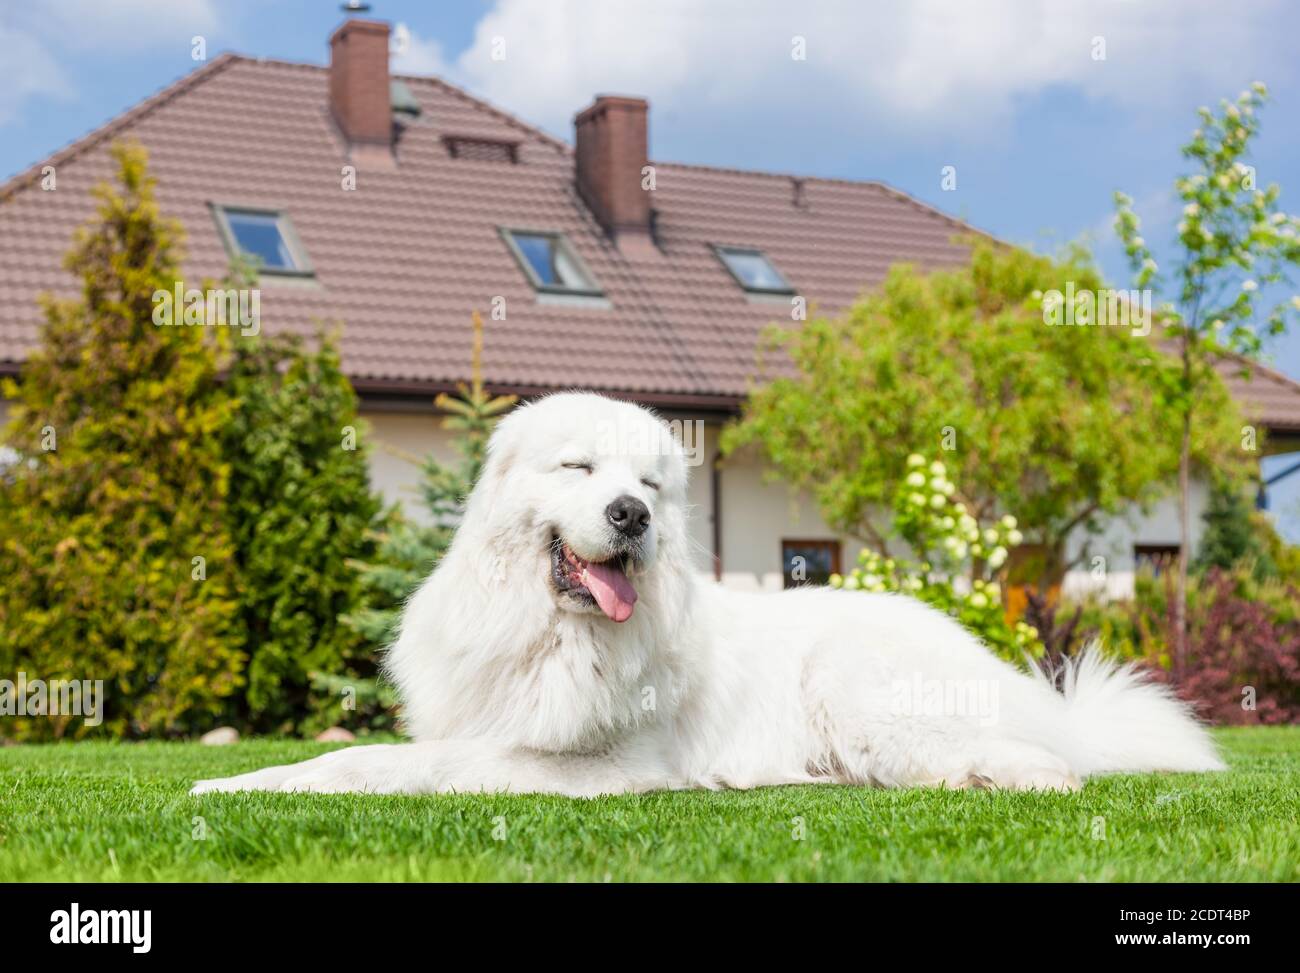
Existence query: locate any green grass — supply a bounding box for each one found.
[0,727,1296,882]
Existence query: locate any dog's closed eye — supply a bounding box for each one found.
[640,478,661,491]
[562,461,594,474]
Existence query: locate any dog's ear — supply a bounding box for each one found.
[477,436,514,489]
[487,443,514,483]
[461,433,515,522]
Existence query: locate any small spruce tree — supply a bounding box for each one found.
[1194,479,1275,577]
[343,311,515,648]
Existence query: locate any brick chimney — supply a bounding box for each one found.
[329,18,393,167]
[574,96,651,246]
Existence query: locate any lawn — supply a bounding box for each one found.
[0,727,1296,882]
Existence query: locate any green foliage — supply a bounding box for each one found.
[829,453,1040,660]
[1114,83,1300,668]
[340,509,446,650]
[1252,510,1300,585]
[1115,83,1300,364]
[304,670,400,737]
[1194,480,1275,577]
[1076,560,1299,661]
[222,331,382,732]
[0,143,244,738]
[1073,563,1300,724]
[343,311,516,650]
[724,242,1231,585]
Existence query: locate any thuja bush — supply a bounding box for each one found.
[0,144,244,738]
[222,331,382,733]
[0,145,387,738]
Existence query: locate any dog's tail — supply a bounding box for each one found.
[1034,645,1225,777]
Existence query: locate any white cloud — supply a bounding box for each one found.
[433,0,1289,141]
[391,23,449,77]
[0,1,217,125]
[0,24,73,125]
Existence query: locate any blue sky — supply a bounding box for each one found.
[3,0,1300,535]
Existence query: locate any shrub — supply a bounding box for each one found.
[222,331,382,733]
[1021,590,1094,670]
[1073,565,1300,724]
[1195,479,1275,577]
[1163,568,1300,724]
[0,143,244,738]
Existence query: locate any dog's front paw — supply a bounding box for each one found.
[190,763,304,794]
[191,745,401,796]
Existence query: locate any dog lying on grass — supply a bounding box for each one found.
[193,393,1222,796]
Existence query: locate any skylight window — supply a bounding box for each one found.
[212,206,312,275]
[714,245,793,294]
[501,229,601,295]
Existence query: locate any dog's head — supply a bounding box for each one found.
[463,392,691,623]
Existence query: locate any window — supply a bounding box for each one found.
[1135,544,1181,576]
[501,229,601,295]
[212,206,311,275]
[714,245,793,294]
[782,539,841,589]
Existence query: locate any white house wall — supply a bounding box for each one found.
[1061,480,1210,599]
[361,408,1214,599]
[361,410,459,523]
[714,434,865,591]
[0,396,1250,602]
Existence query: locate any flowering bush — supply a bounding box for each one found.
[829,454,1041,661]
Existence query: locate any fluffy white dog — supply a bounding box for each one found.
[193,393,1223,797]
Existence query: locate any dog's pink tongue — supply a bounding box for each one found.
[583,560,638,623]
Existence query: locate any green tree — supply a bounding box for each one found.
[1114,82,1300,671]
[222,330,382,731]
[343,311,515,648]
[0,142,243,738]
[724,242,1238,590]
[1193,480,1274,577]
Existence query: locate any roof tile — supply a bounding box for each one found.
[0,56,1297,431]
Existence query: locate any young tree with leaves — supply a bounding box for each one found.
[724,242,1238,591]
[0,143,243,737]
[1114,82,1300,673]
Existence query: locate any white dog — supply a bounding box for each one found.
[193,393,1223,797]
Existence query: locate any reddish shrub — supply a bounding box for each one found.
[1151,569,1300,725]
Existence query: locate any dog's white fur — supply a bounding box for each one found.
[193,393,1224,797]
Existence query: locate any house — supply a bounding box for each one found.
[2,15,1299,595]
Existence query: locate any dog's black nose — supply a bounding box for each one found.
[606,495,651,537]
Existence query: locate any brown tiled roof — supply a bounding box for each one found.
[1216,355,1300,435]
[1,55,1298,432]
